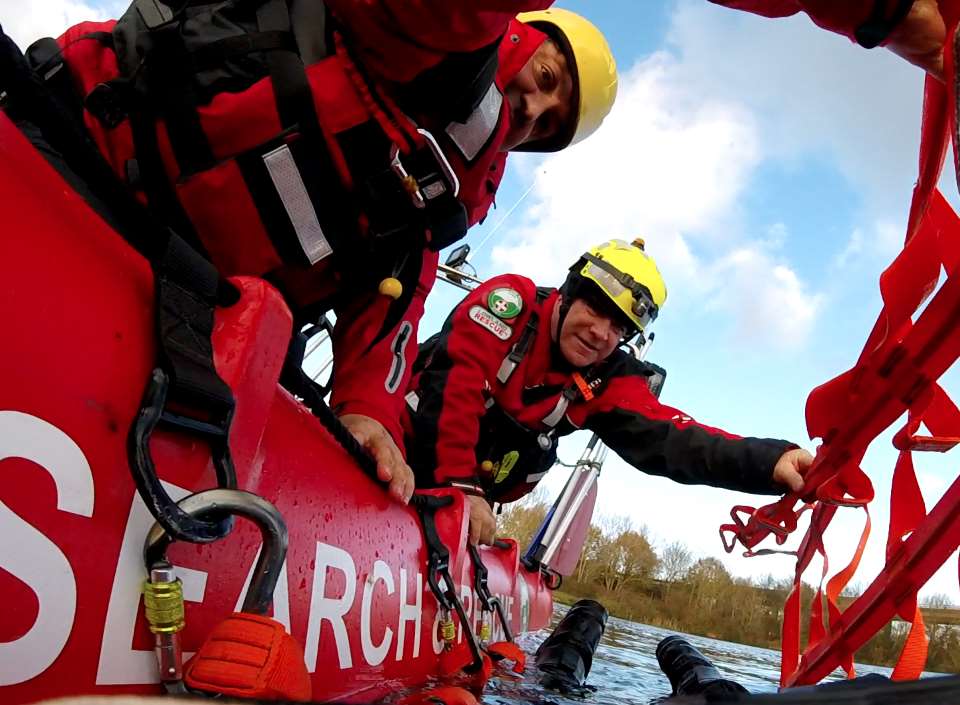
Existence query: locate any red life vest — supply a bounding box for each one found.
[51,0,529,310]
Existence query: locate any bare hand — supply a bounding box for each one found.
[886,0,946,79]
[467,494,497,546]
[772,447,814,493]
[339,413,414,504]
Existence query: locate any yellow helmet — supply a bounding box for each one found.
[567,238,667,332]
[516,8,618,151]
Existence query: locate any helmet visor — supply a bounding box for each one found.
[582,259,659,331]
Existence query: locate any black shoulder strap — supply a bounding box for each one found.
[496,287,551,385]
[2,26,239,540]
[413,331,443,376]
[394,34,501,125]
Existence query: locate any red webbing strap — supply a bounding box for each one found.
[183,612,311,701]
[730,17,960,689]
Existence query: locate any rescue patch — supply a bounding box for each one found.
[487,288,523,319]
[468,305,512,340]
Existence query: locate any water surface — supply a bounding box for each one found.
[484,606,895,705]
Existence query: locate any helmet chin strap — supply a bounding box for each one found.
[550,291,581,370]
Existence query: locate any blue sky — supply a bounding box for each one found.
[8,1,957,601]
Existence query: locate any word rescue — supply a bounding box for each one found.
[0,411,523,687]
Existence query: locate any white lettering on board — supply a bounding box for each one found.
[395,568,422,661]
[0,411,95,686]
[304,541,357,670]
[360,560,394,666]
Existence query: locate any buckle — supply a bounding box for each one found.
[85,81,129,129]
[390,128,460,209]
[130,369,238,543]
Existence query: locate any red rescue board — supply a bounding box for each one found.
[0,114,552,703]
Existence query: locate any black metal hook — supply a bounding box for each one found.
[412,493,486,672]
[129,368,237,543]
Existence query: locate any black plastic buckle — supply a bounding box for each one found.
[389,130,468,251]
[85,81,129,129]
[468,543,514,643]
[129,368,237,543]
[390,129,459,207]
[412,494,486,672]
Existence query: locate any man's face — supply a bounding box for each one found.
[501,39,575,151]
[558,298,628,368]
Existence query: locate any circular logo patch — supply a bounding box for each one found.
[487,288,523,319]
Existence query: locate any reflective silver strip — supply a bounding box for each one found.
[541,396,569,428]
[405,390,420,412]
[384,321,414,393]
[525,470,550,484]
[262,144,333,265]
[496,355,517,384]
[445,83,502,161]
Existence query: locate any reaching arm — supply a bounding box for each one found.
[325,0,554,83]
[586,361,797,495]
[330,251,438,446]
[710,1,944,78]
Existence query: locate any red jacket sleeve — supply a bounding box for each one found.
[328,251,439,446]
[585,358,795,495]
[708,0,910,44]
[325,0,553,82]
[416,274,539,485]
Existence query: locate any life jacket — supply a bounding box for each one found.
[42,0,527,313]
[410,288,606,503]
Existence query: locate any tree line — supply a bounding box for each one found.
[498,494,960,674]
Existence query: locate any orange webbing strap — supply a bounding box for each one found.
[183,612,311,701]
[487,641,527,674]
[438,646,493,681]
[891,606,929,681]
[823,507,871,679]
[881,385,960,680]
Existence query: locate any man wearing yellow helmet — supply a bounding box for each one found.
[7,3,617,507]
[403,239,813,545]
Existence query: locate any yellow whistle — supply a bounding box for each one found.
[379,277,403,299]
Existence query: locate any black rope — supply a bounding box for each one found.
[279,330,381,481]
[311,397,379,479]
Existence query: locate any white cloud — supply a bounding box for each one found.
[832,221,902,270]
[490,48,820,349]
[492,52,761,281]
[666,0,923,222]
[1,0,125,49]
[704,246,823,348]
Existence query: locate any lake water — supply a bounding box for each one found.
[483,606,895,705]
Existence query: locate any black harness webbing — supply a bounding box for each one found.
[2,26,238,542]
[496,287,551,384]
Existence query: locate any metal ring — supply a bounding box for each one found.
[144,488,288,615]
